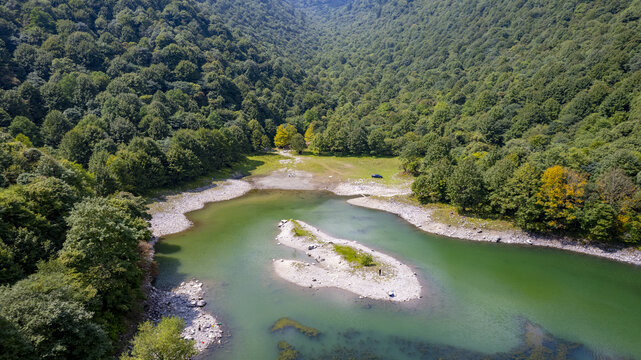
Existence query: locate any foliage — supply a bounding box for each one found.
[290,133,306,154]
[446,158,486,212]
[274,124,299,148]
[0,263,110,360]
[412,159,451,203]
[58,196,150,336]
[333,244,376,267]
[0,0,308,192]
[0,315,34,360]
[536,166,587,231]
[120,317,197,360]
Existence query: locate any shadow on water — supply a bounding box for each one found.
[154,242,188,290]
[156,241,182,254]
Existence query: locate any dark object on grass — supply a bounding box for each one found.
[231,171,245,179]
[371,174,383,178]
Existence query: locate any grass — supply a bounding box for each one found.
[271,317,320,338]
[427,202,517,232]
[145,151,406,201]
[289,220,322,243]
[333,244,375,267]
[288,153,409,185]
[290,220,312,237]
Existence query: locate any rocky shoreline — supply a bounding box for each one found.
[273,220,422,302]
[140,236,222,352]
[148,176,408,238]
[145,279,223,352]
[348,196,641,266]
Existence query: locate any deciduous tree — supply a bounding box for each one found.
[120,317,196,360]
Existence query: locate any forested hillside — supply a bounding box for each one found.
[0,0,309,357]
[0,0,317,195]
[2,0,641,357]
[206,0,319,59]
[286,0,641,243]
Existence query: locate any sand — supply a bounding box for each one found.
[272,220,422,302]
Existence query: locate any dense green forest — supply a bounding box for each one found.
[1,0,641,357]
[289,0,641,244]
[0,0,310,357]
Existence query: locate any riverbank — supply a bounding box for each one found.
[144,153,639,355]
[141,236,222,352]
[348,196,641,266]
[148,167,641,267]
[145,279,222,351]
[148,175,408,237]
[273,220,422,302]
[148,180,252,237]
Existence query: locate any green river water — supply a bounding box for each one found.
[154,190,641,360]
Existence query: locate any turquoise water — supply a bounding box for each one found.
[155,190,641,359]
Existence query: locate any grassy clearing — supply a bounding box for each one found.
[240,153,289,176]
[271,317,320,338]
[428,203,517,232]
[290,154,409,185]
[333,244,375,267]
[145,151,405,200]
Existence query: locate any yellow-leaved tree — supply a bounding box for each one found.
[273,124,297,148]
[304,123,315,144]
[536,165,587,230]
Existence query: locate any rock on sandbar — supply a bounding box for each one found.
[273,220,421,302]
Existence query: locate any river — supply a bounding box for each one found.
[154,190,641,359]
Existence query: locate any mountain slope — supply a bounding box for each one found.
[284,0,641,243]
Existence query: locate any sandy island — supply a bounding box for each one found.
[272,220,422,302]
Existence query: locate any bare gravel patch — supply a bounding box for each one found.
[330,179,412,196]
